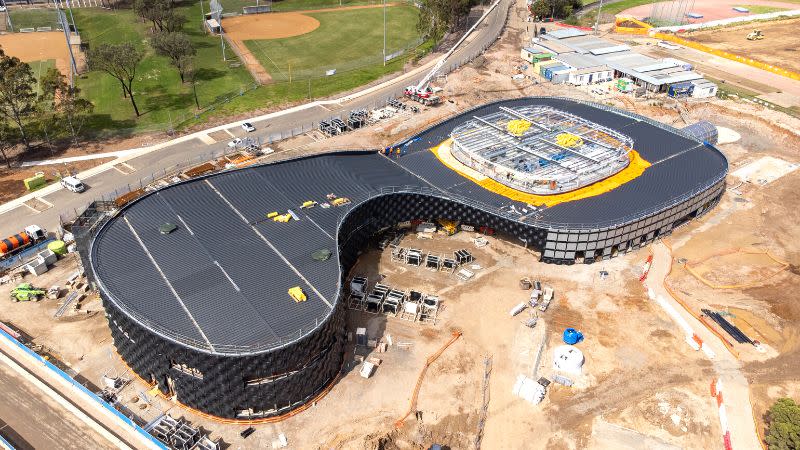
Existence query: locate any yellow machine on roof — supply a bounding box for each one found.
[288,286,306,302]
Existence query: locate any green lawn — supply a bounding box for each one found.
[29,59,56,95]
[733,5,790,14]
[579,0,654,26]
[52,0,424,135]
[218,0,408,13]
[8,8,60,30]
[72,4,255,134]
[245,6,421,81]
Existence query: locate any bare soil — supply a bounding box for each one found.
[682,18,800,74]
[0,32,72,76]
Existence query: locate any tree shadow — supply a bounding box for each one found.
[193,67,227,82]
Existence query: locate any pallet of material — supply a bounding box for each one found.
[183,162,217,178]
[701,309,753,344]
[115,188,146,208]
[54,291,83,318]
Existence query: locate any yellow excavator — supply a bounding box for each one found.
[746,29,764,41]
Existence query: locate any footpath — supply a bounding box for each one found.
[644,242,762,450]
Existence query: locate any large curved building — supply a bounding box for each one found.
[78,97,727,420]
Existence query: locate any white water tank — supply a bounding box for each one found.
[553,345,584,374]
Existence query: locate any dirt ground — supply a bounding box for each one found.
[0,227,722,450]
[621,0,800,23]
[0,157,114,204]
[0,31,72,76]
[682,17,800,74]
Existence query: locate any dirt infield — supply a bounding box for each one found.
[682,17,800,73]
[223,4,397,84]
[0,31,71,76]
[621,0,799,23]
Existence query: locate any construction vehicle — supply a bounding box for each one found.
[403,51,446,106]
[10,283,45,302]
[1,225,46,261]
[746,29,764,40]
[404,0,498,106]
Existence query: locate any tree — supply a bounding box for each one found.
[417,0,479,40]
[87,43,144,117]
[531,0,582,20]
[133,0,184,33]
[186,63,200,110]
[0,121,19,169]
[151,32,196,82]
[766,398,800,450]
[40,68,94,141]
[0,49,37,149]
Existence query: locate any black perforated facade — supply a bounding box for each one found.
[83,97,727,420]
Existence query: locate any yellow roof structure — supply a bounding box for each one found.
[507,119,532,137]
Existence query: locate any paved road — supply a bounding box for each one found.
[0,0,512,239]
[0,359,117,450]
[645,242,761,450]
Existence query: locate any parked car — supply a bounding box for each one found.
[227,138,243,148]
[60,176,86,193]
[0,6,7,12]
[241,122,255,132]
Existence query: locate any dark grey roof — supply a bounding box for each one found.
[90,97,727,355]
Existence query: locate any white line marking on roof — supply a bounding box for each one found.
[204,179,333,309]
[214,260,240,292]
[123,216,217,352]
[176,214,194,236]
[305,214,334,240]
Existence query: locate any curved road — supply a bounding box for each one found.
[0,0,512,238]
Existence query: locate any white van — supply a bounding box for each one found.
[61,176,86,193]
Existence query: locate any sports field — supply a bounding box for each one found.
[620,0,797,23]
[0,32,71,76]
[71,4,256,133]
[239,5,421,82]
[0,0,427,134]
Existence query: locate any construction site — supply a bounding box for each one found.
[1,0,800,449]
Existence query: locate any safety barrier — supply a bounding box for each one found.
[712,378,734,450]
[0,326,168,449]
[657,240,739,358]
[614,15,653,35]
[651,32,800,82]
[554,22,593,31]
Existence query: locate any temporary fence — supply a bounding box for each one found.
[0,326,168,449]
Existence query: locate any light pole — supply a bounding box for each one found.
[594,0,604,35]
[383,0,386,67]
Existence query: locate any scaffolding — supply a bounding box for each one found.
[450,106,634,195]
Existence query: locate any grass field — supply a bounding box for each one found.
[72,3,257,133]
[578,0,653,26]
[7,8,60,30]
[219,0,407,13]
[733,4,790,13]
[30,59,56,95]
[244,6,421,81]
[37,0,426,134]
